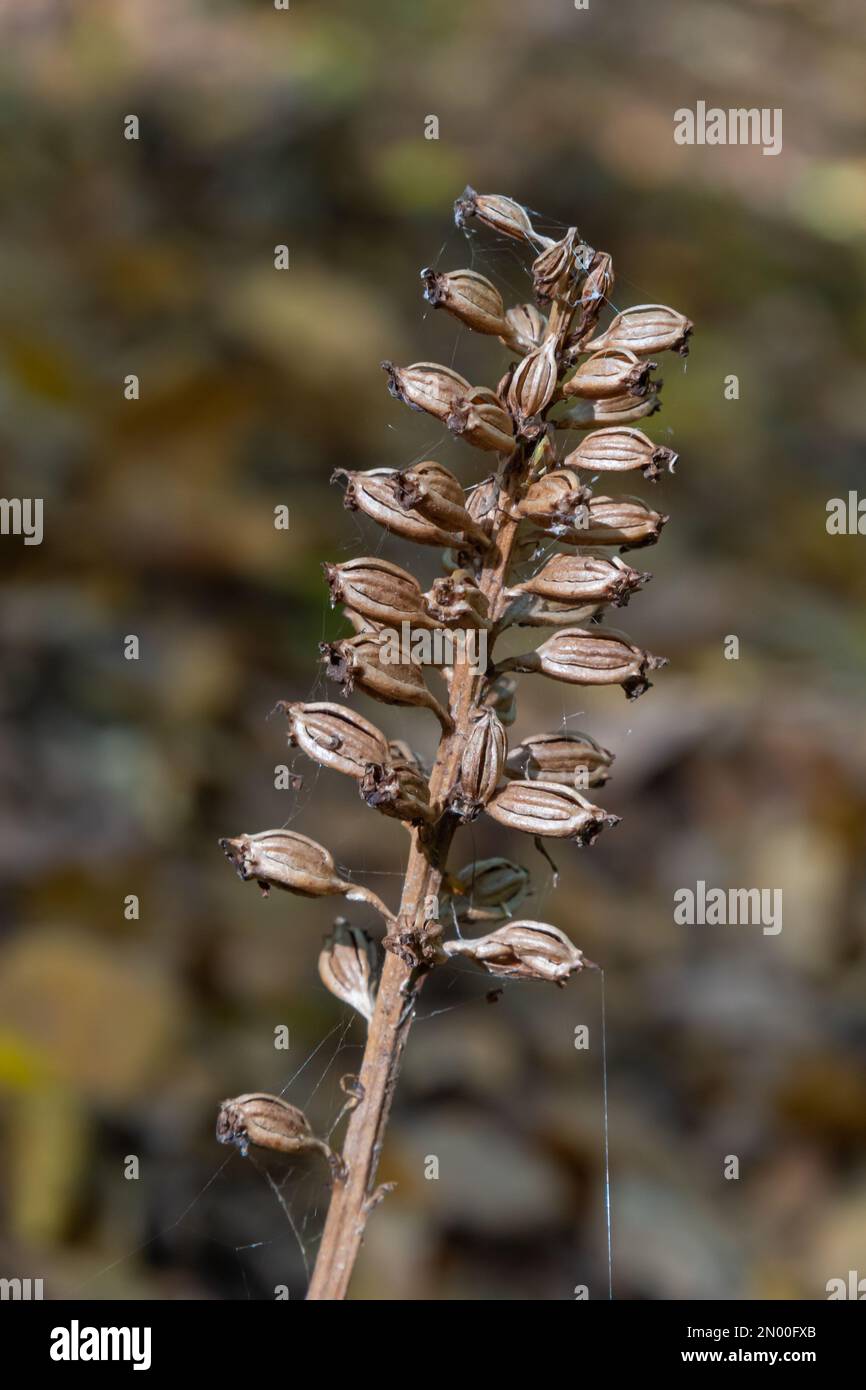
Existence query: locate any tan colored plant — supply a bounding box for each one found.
[217,189,692,1299]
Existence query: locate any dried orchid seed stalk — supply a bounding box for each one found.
[217,188,692,1301]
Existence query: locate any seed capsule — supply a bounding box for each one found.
[443,920,587,984]
[219,829,395,919]
[282,700,389,778]
[485,780,620,844]
[550,495,668,549]
[507,337,559,427]
[448,386,515,453]
[382,360,472,421]
[423,570,491,629]
[420,267,508,335]
[360,758,433,825]
[449,708,507,820]
[584,304,693,357]
[505,625,668,699]
[318,921,378,1023]
[562,350,652,401]
[324,556,435,629]
[454,186,544,245]
[570,250,615,343]
[499,594,602,629]
[320,633,453,730]
[506,731,614,788]
[516,469,592,526]
[444,857,531,923]
[216,1093,341,1177]
[505,553,647,607]
[564,427,677,481]
[333,467,464,548]
[560,384,661,428]
[500,302,547,355]
[531,227,590,302]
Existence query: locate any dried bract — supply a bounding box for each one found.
[319,921,378,1023]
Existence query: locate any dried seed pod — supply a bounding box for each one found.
[559,384,661,429]
[562,349,652,401]
[505,553,647,607]
[500,302,547,354]
[360,759,433,825]
[531,227,586,302]
[584,303,693,357]
[564,427,677,481]
[282,700,389,778]
[499,593,602,629]
[333,467,464,548]
[506,731,615,788]
[454,186,545,245]
[551,494,668,549]
[447,385,515,453]
[570,250,615,343]
[443,921,587,984]
[324,557,435,629]
[516,469,592,526]
[444,857,531,922]
[423,569,491,629]
[507,336,559,427]
[218,830,394,920]
[318,920,378,1023]
[449,707,508,820]
[504,625,668,699]
[320,633,453,730]
[382,360,472,421]
[396,462,491,549]
[420,267,508,335]
[217,1093,341,1176]
[485,780,619,845]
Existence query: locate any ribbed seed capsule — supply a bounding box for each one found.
[574,250,615,340]
[448,385,515,453]
[423,570,491,629]
[382,360,472,420]
[506,731,615,788]
[443,921,587,984]
[333,467,465,548]
[485,780,620,844]
[500,594,602,629]
[218,829,393,920]
[444,857,531,923]
[562,350,652,401]
[531,228,587,302]
[282,700,389,778]
[391,462,491,550]
[516,469,592,526]
[360,757,433,825]
[216,1093,340,1177]
[551,495,668,549]
[454,186,544,245]
[500,302,547,354]
[564,427,677,481]
[450,708,508,821]
[584,304,693,357]
[420,267,508,335]
[505,625,668,700]
[320,633,453,730]
[560,384,661,429]
[505,553,647,608]
[324,557,434,629]
[507,336,559,427]
[318,921,378,1023]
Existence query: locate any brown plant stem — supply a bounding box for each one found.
[306,448,529,1300]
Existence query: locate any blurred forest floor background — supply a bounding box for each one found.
[0,0,865,1299]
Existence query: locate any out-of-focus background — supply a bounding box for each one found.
[1,0,865,1301]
